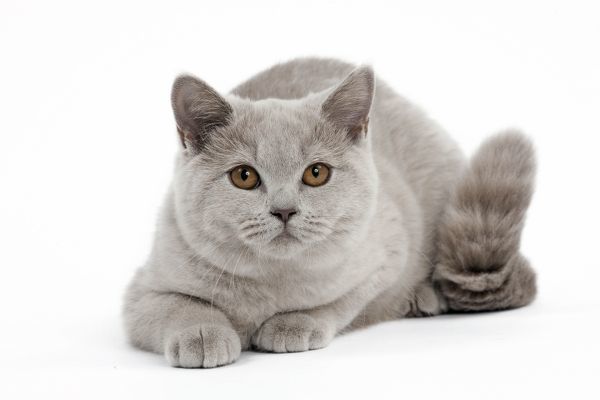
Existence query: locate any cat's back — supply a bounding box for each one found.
[231,57,354,100]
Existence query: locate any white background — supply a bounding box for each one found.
[1,0,599,398]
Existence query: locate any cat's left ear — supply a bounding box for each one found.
[321,66,375,140]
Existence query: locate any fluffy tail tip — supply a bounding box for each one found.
[434,129,538,312]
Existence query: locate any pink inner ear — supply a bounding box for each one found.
[177,127,188,148]
[349,117,369,138]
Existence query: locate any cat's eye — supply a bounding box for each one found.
[302,163,330,187]
[230,165,260,190]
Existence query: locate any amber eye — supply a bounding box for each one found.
[230,165,260,190]
[302,163,330,187]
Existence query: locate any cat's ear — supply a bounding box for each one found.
[171,75,233,150]
[321,66,375,140]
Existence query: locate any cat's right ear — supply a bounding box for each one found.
[171,75,233,151]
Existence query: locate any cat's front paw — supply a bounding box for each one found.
[252,312,335,353]
[165,324,241,368]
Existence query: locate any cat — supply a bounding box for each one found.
[123,57,537,368]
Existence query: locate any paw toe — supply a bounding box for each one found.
[165,324,241,368]
[252,313,333,353]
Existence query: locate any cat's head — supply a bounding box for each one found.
[170,67,378,264]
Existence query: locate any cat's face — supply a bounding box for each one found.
[171,68,377,263]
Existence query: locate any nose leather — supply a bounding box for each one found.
[270,208,297,223]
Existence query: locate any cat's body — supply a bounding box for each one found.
[124,58,537,367]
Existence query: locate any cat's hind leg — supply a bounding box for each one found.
[433,130,537,312]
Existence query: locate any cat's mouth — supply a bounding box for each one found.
[272,229,299,242]
[239,219,310,256]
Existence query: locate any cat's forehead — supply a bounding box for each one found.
[239,98,318,137]
[233,99,321,167]
[203,97,351,174]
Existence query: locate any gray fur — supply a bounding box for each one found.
[433,132,537,311]
[123,57,537,367]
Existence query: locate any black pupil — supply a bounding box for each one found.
[241,169,250,181]
[312,166,320,178]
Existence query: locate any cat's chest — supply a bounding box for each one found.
[217,244,388,322]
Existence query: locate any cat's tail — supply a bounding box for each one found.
[433,130,537,312]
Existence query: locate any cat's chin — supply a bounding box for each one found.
[248,231,309,260]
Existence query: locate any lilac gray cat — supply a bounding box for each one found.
[123,58,537,368]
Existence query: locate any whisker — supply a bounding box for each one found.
[228,246,248,294]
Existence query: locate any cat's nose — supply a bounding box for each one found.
[270,208,297,223]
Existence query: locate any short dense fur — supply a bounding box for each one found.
[123,58,537,368]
